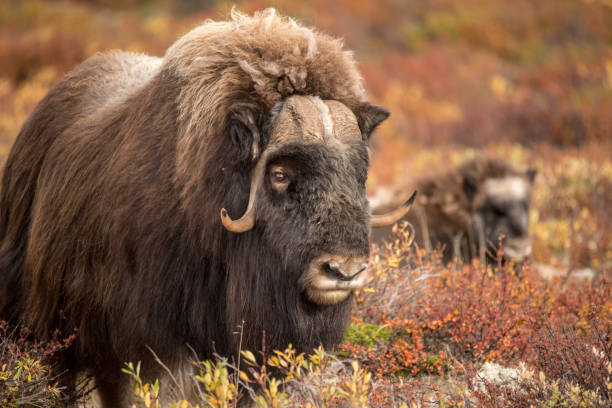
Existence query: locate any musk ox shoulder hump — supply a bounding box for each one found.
[75,51,163,112]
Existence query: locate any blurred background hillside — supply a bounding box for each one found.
[0,0,611,270]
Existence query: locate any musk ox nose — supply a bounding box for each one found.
[323,259,368,281]
[301,254,371,305]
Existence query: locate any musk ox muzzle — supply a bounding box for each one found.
[299,254,370,305]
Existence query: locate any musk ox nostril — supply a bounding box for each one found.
[324,262,345,280]
[323,261,367,281]
[355,263,368,275]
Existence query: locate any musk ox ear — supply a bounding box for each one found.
[354,103,390,140]
[526,168,537,184]
[227,102,263,164]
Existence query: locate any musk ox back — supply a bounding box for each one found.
[0,9,407,406]
[371,158,536,263]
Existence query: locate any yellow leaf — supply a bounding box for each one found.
[269,379,278,396]
[490,74,508,100]
[241,350,256,363]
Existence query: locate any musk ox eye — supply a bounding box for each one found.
[273,171,287,183]
[492,205,505,217]
[269,165,291,192]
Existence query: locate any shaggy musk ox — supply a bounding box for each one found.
[0,9,409,406]
[371,158,536,263]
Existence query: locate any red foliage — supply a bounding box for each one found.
[343,238,611,385]
[0,321,80,406]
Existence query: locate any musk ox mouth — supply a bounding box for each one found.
[502,236,532,261]
[299,254,370,306]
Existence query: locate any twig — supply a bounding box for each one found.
[145,344,187,402]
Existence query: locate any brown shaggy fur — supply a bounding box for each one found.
[371,158,536,263]
[0,9,388,406]
[162,10,367,214]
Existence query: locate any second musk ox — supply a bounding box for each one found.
[0,9,409,407]
[371,158,536,263]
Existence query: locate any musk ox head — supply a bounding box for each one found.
[221,96,375,305]
[220,94,413,305]
[371,158,534,264]
[465,164,536,261]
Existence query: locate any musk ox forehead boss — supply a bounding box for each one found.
[0,9,411,406]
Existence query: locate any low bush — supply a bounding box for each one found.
[0,321,78,408]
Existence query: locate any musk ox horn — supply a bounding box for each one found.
[220,149,272,233]
[371,190,418,228]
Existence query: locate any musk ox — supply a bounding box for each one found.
[0,9,409,406]
[371,158,536,263]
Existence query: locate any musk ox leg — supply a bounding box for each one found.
[97,375,130,408]
[0,241,26,324]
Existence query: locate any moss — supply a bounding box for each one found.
[343,323,393,348]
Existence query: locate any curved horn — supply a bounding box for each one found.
[220,151,270,233]
[371,190,418,228]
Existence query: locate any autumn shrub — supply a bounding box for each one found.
[343,221,610,383]
[0,321,79,408]
[529,323,611,401]
[449,307,611,407]
[343,225,541,378]
[123,346,379,408]
[457,359,611,408]
[531,149,612,270]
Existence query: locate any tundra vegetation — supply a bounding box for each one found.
[0,1,610,407]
